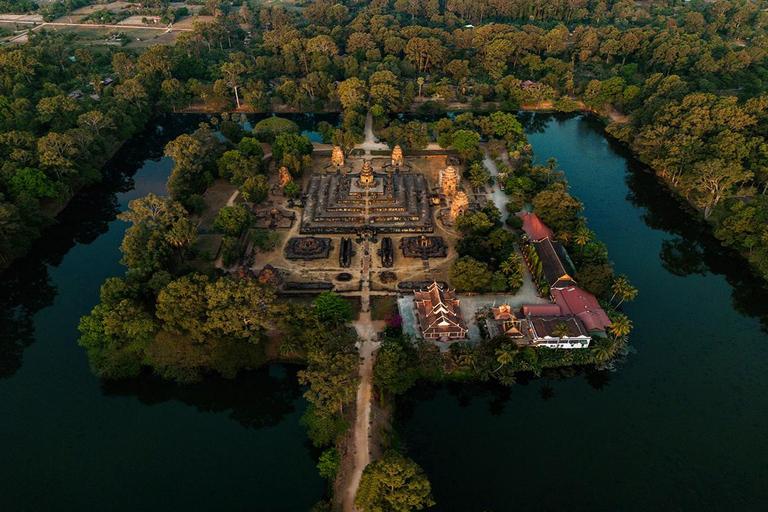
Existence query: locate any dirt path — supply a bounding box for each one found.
[226,189,239,206]
[357,112,388,157]
[339,227,382,511]
[342,336,379,512]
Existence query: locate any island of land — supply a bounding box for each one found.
[2,0,768,510]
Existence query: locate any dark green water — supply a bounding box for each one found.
[397,114,768,511]
[4,111,768,511]
[0,115,324,511]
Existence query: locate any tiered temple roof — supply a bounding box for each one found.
[414,282,467,340]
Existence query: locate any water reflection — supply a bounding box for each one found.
[102,365,304,430]
[0,115,204,380]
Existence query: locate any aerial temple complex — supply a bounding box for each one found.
[301,158,433,235]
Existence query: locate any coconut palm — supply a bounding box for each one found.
[468,163,490,189]
[573,227,594,247]
[615,283,638,308]
[494,343,516,373]
[590,337,614,363]
[555,230,572,245]
[609,314,633,338]
[609,275,629,304]
[552,322,571,339]
[165,217,197,263]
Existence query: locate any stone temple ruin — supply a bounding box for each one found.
[450,191,469,221]
[285,237,332,260]
[440,165,458,197]
[278,166,292,189]
[331,145,345,167]
[401,235,448,259]
[301,159,433,235]
[391,145,403,167]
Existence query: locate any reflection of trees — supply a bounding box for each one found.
[101,365,303,430]
[584,369,612,390]
[0,114,206,380]
[517,111,550,134]
[660,238,707,277]
[622,144,768,333]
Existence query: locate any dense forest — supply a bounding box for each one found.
[2,0,768,281]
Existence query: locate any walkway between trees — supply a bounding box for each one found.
[341,236,381,511]
[358,112,388,158]
[481,148,543,304]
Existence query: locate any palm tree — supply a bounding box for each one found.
[609,275,629,304]
[615,283,638,309]
[609,314,633,338]
[494,343,516,373]
[552,322,571,339]
[500,260,514,276]
[591,338,614,363]
[468,164,490,190]
[417,76,425,98]
[555,230,572,245]
[165,217,197,263]
[573,227,594,247]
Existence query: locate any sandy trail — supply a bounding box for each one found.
[342,336,378,511]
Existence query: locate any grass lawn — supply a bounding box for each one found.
[197,179,239,229]
[370,296,397,321]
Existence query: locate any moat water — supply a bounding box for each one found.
[0,115,324,511]
[1,113,767,511]
[397,113,768,511]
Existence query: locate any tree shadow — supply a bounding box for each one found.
[0,114,207,380]
[101,364,304,430]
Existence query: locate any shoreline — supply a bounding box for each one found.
[0,138,129,274]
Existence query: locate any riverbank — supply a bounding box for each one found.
[0,136,131,273]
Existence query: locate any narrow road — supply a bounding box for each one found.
[482,150,509,223]
[481,148,542,301]
[342,338,378,512]
[357,112,388,157]
[341,229,381,511]
[0,18,193,31]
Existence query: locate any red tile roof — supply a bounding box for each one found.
[522,304,562,316]
[516,212,554,242]
[550,286,612,332]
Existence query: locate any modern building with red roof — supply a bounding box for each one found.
[516,212,555,242]
[414,282,468,341]
[522,303,562,317]
[550,286,612,335]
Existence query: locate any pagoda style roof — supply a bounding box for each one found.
[490,303,514,321]
[414,282,467,339]
[533,238,576,289]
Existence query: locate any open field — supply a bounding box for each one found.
[70,2,133,15]
[172,14,214,29]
